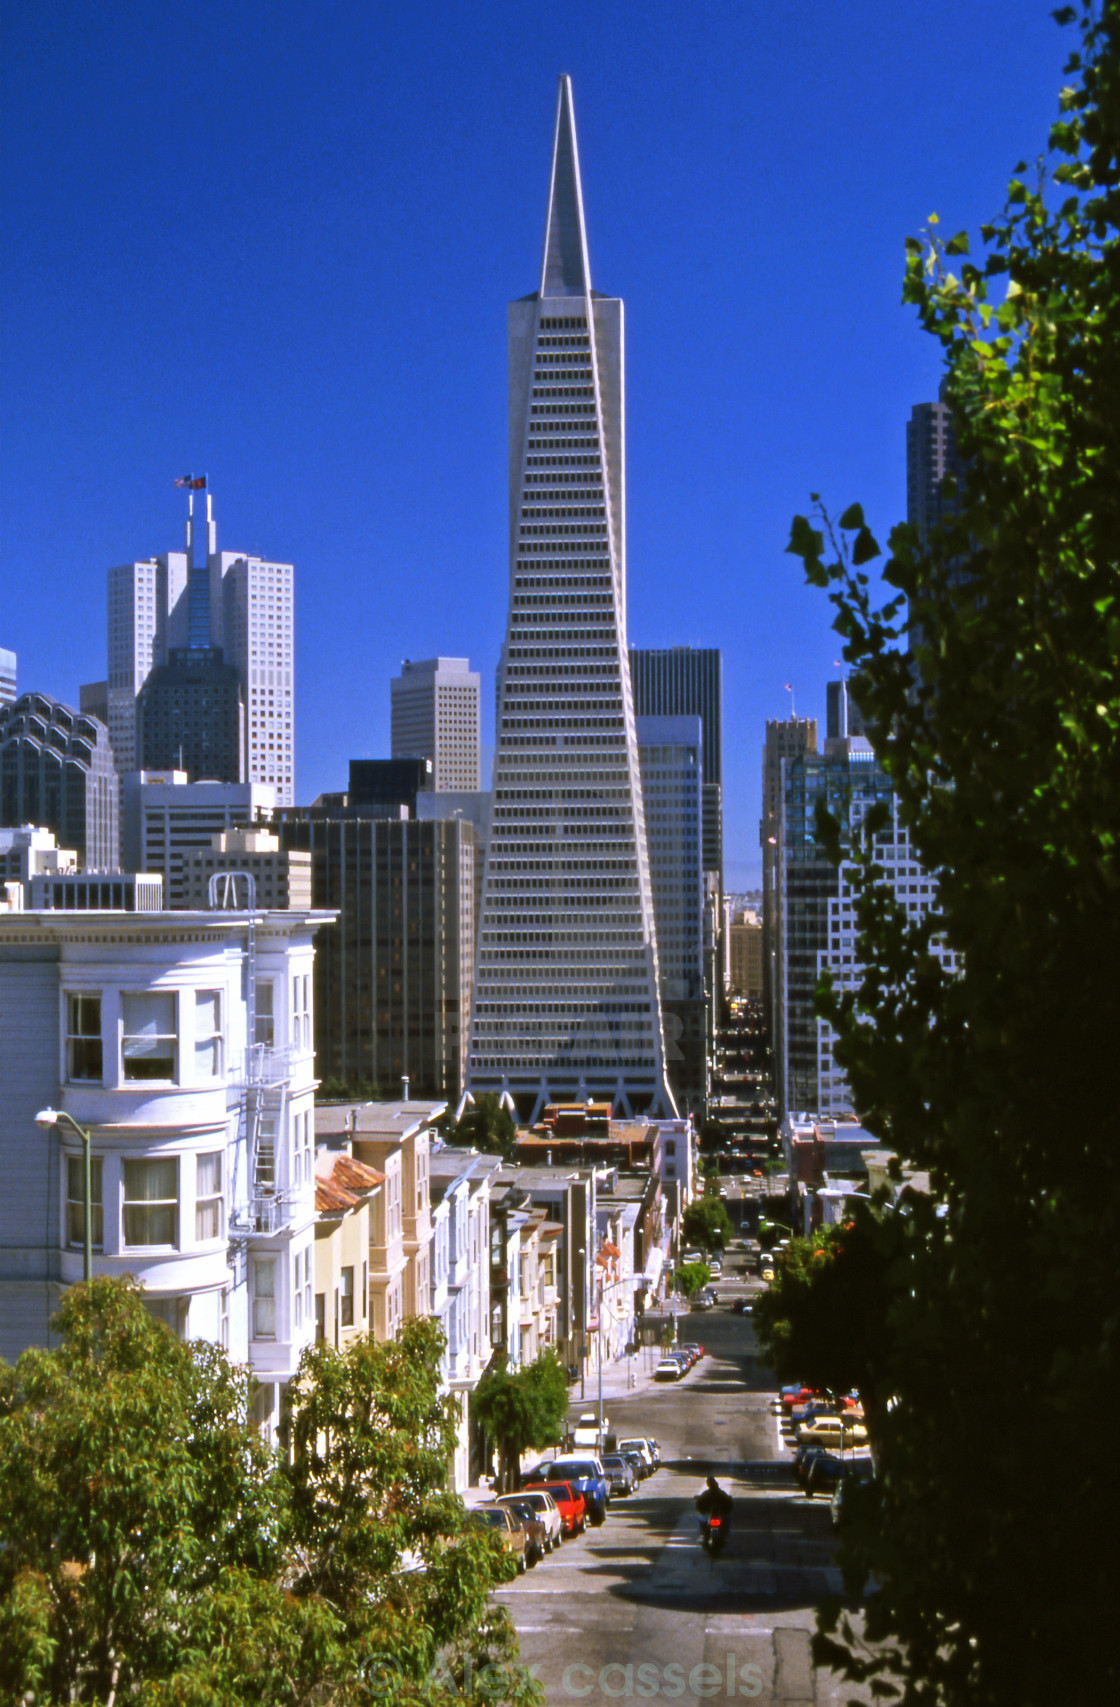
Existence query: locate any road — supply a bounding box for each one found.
[494,1287,875,1706]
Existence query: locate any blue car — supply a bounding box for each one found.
[526,1455,610,1525]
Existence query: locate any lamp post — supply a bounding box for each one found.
[578,1246,586,1401]
[36,1108,93,1285]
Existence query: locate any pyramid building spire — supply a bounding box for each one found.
[468,79,674,1122]
[540,75,591,298]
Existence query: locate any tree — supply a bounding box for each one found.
[470,1350,569,1492]
[681,1196,733,1252]
[782,5,1120,1701]
[448,1093,517,1160]
[0,1282,535,1706]
[672,1261,711,1300]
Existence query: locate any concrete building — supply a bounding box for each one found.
[636,714,707,1119]
[728,909,763,1000]
[391,658,482,793]
[0,899,334,1441]
[0,827,78,891]
[468,77,671,1121]
[276,808,477,1100]
[1,648,18,709]
[429,1142,500,1488]
[181,827,312,912]
[313,1150,384,1350]
[760,715,818,1043]
[0,693,119,871]
[95,492,295,804]
[121,772,276,909]
[630,648,723,889]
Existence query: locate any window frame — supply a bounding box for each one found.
[122,1156,179,1248]
[194,1150,223,1242]
[66,992,103,1083]
[66,1153,104,1251]
[252,1256,278,1340]
[121,990,178,1083]
[193,990,223,1080]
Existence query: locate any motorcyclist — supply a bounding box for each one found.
[695,1475,733,1538]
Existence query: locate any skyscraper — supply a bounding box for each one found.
[391,658,481,792]
[0,692,119,871]
[629,647,723,887]
[906,385,963,544]
[97,494,295,805]
[467,76,672,1121]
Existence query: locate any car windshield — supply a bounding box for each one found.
[549,1460,596,1477]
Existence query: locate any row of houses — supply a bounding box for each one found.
[0,894,698,1487]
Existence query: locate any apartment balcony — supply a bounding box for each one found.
[231,1191,301,1237]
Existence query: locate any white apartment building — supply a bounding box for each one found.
[391,658,481,793]
[429,1144,500,1489]
[0,902,334,1439]
[97,493,294,804]
[468,77,671,1121]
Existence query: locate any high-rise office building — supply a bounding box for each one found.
[760,714,818,1040]
[97,493,294,804]
[0,649,17,710]
[0,693,119,871]
[468,76,671,1121]
[391,658,481,792]
[630,648,723,886]
[636,715,706,1116]
[906,384,963,544]
[121,772,276,908]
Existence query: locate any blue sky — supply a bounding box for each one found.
[1,1,1071,887]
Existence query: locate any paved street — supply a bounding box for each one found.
[492,1263,875,1707]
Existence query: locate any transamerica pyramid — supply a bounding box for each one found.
[467,76,675,1122]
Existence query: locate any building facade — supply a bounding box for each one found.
[0,903,333,1441]
[97,494,294,804]
[468,76,671,1121]
[630,647,723,888]
[0,693,119,871]
[121,773,276,909]
[278,810,476,1100]
[760,714,818,1045]
[391,658,482,793]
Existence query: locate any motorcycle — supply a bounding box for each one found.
[699,1510,728,1554]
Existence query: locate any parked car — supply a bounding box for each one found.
[497,1488,562,1550]
[572,1411,610,1449]
[522,1479,586,1536]
[617,1437,656,1477]
[795,1415,869,1451]
[708,1259,723,1278]
[732,1298,753,1314]
[620,1448,645,1483]
[601,1454,638,1497]
[468,1505,527,1572]
[494,1499,548,1562]
[526,1456,609,1525]
[679,1343,704,1365]
[654,1357,684,1381]
[830,1458,876,1528]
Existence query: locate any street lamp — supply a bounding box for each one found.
[35,1108,93,1285]
[578,1246,586,1401]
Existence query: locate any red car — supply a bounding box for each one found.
[523,1479,586,1536]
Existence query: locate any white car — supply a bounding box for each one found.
[572,1410,609,1448]
[497,1488,563,1550]
[654,1358,684,1381]
[617,1437,656,1476]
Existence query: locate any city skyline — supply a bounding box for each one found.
[0,0,1071,885]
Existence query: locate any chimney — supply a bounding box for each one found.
[401,1074,410,1101]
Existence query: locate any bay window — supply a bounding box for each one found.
[66,1154,103,1250]
[195,1151,223,1241]
[66,993,102,1082]
[122,992,177,1081]
[123,1157,178,1246]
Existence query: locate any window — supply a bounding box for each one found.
[315,1291,326,1343]
[254,981,274,1048]
[66,993,102,1081]
[66,1154,103,1250]
[252,1257,277,1339]
[123,1158,178,1246]
[194,991,222,1077]
[340,1266,354,1327]
[122,992,176,1081]
[195,1152,223,1241]
[219,1285,230,1351]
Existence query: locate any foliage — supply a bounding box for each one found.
[447,1092,517,1160]
[681,1195,733,1251]
[0,1281,534,1706]
[672,1261,711,1299]
[470,1350,569,1492]
[782,5,1120,1702]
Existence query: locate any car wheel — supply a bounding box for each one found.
[517,1549,527,1574]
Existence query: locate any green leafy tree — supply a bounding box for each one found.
[470,1350,568,1491]
[782,5,1120,1702]
[449,1092,517,1160]
[0,1284,535,1706]
[672,1261,711,1300]
[681,1195,733,1251]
